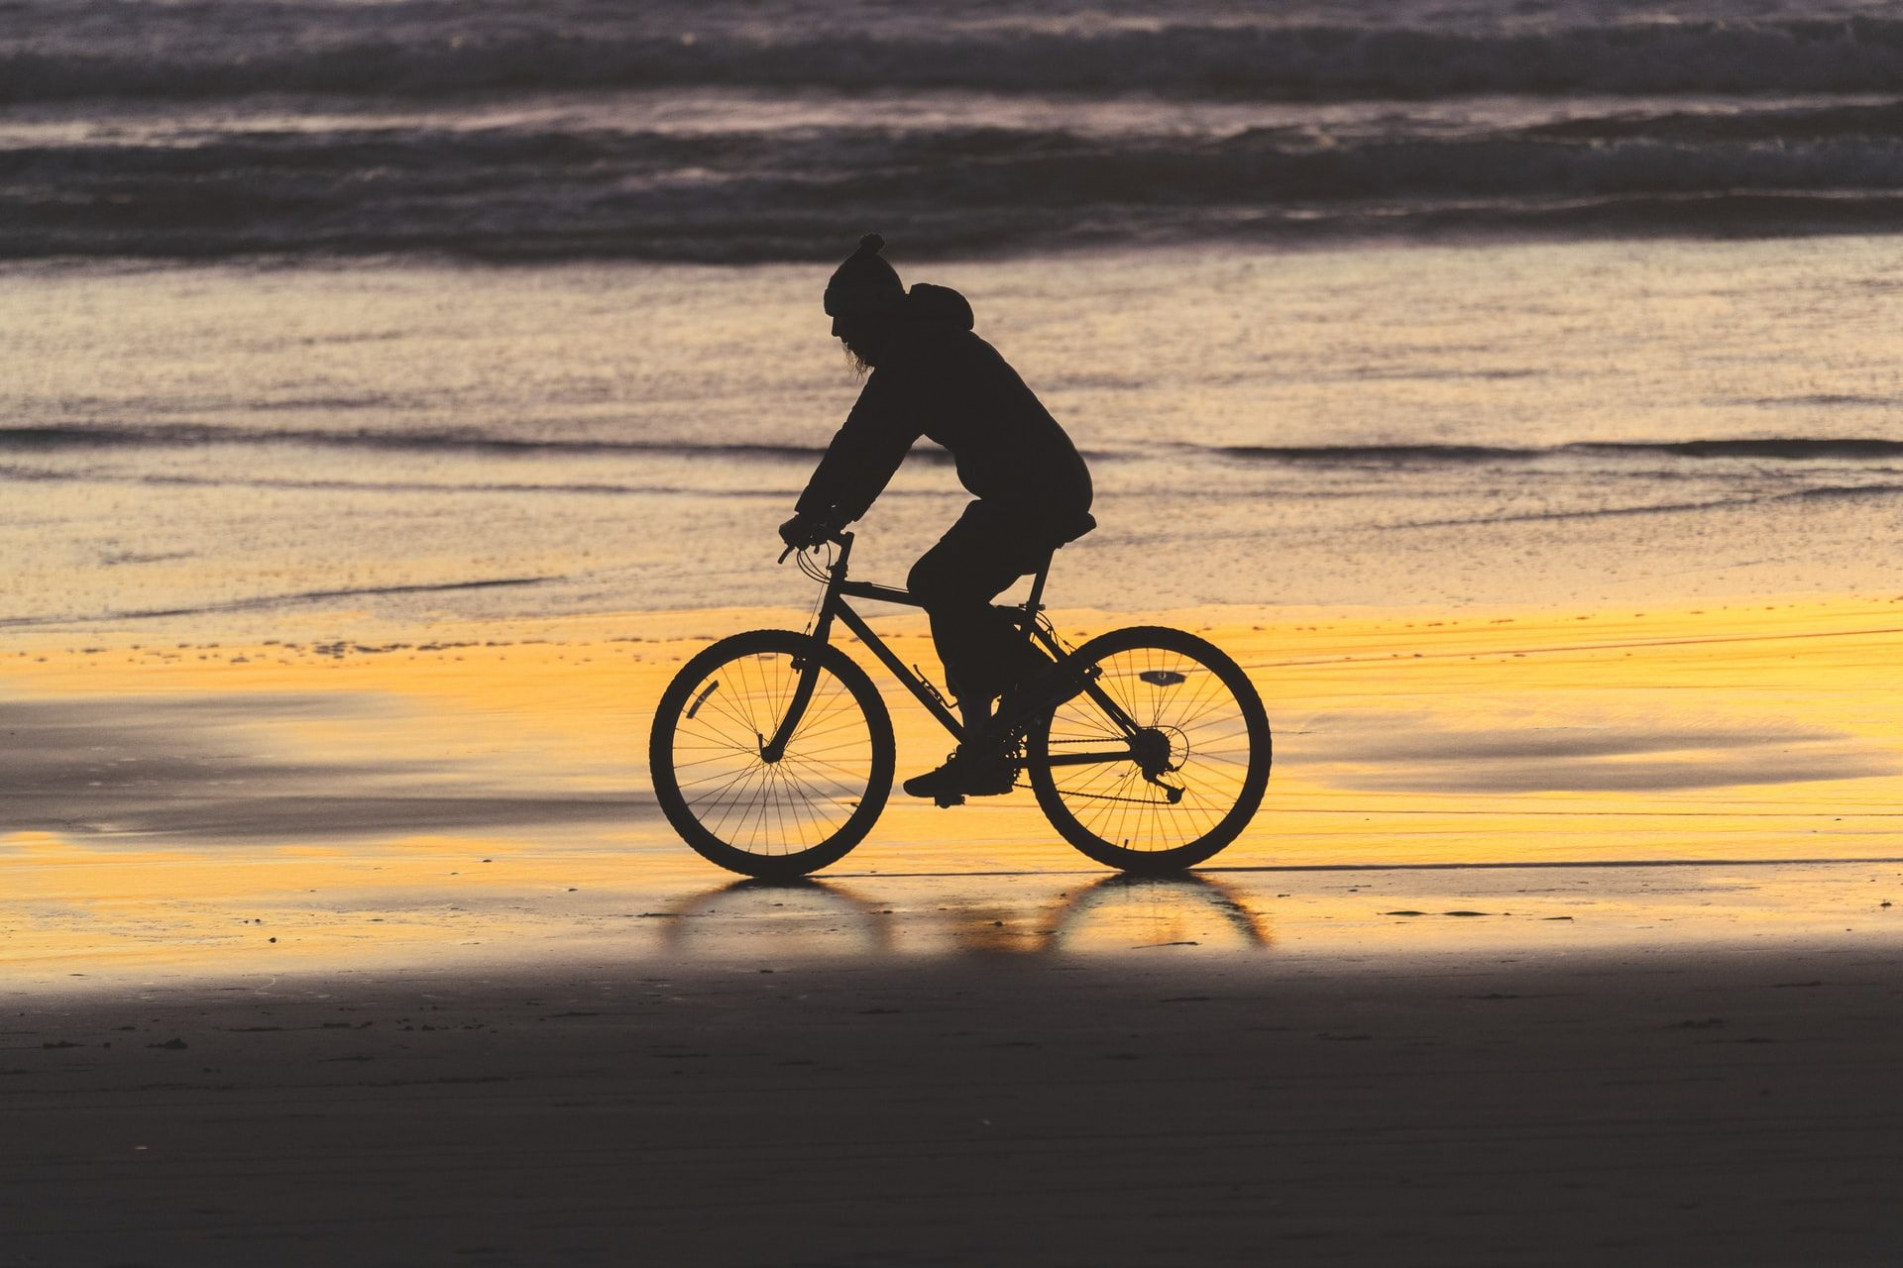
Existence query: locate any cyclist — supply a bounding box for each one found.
[779,234,1095,801]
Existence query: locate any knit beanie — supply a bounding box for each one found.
[823,233,906,317]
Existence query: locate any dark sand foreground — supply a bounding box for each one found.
[6,940,1902,1266]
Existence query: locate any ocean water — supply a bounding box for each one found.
[5,0,1903,637]
[9,0,1903,259]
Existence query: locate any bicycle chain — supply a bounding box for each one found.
[1016,738,1178,806]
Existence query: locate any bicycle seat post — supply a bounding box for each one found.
[1022,551,1054,618]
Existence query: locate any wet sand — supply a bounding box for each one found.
[5,599,1903,1260]
[6,595,1903,983]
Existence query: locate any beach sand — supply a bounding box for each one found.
[13,2,1903,1257]
[4,598,1903,1261]
[7,945,1903,1265]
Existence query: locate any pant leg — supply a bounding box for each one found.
[907,502,1055,707]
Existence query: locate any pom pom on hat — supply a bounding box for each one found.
[825,233,905,317]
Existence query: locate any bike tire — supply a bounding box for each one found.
[1026,625,1270,874]
[650,629,894,879]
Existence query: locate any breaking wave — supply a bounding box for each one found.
[1219,439,1903,464]
[10,13,1903,103]
[0,425,834,460]
[9,113,1903,261]
[9,1,1903,260]
[12,426,1903,468]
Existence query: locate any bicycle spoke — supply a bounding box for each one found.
[657,635,888,868]
[1032,631,1268,860]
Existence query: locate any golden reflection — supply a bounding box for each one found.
[1038,873,1270,953]
[652,872,1272,960]
[931,873,1271,956]
[657,878,899,958]
[5,593,1903,988]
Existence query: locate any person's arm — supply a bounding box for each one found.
[792,363,921,531]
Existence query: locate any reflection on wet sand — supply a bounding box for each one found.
[5,831,1901,994]
[657,879,900,958]
[1030,873,1270,954]
[656,873,1270,959]
[7,597,1903,992]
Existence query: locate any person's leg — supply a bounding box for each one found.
[904,504,1051,797]
[906,503,1047,718]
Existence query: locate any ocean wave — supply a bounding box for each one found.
[9,13,1903,103]
[0,424,836,460]
[1784,482,1903,501]
[0,465,800,499]
[1385,495,1773,530]
[13,426,1903,470]
[1580,439,1903,460]
[1529,98,1903,144]
[1220,444,1535,464]
[0,574,563,630]
[8,119,1903,260]
[1219,439,1903,465]
[1387,479,1903,531]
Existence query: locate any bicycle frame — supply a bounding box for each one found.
[762,532,1151,779]
[653,531,1267,877]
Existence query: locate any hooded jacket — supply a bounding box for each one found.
[796,285,1094,538]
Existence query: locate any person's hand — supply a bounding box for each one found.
[778,513,830,550]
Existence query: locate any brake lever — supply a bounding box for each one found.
[781,526,847,565]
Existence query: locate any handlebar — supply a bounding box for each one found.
[778,529,852,565]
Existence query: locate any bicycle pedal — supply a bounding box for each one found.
[933,791,966,808]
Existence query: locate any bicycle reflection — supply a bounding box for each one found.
[655,872,1271,960]
[656,878,900,958]
[1036,872,1271,954]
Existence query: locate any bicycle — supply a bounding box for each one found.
[648,532,1271,879]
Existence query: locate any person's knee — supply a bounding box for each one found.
[907,553,981,611]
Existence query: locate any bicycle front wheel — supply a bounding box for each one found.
[649,630,894,879]
[1027,625,1270,873]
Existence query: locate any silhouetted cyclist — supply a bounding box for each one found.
[780,234,1095,800]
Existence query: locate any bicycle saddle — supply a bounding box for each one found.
[1056,511,1097,545]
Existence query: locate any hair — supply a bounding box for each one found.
[835,314,887,377]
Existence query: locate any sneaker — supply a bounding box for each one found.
[903,751,1017,801]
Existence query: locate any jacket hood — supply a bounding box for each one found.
[908,283,974,331]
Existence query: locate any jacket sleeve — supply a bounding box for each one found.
[794,363,922,525]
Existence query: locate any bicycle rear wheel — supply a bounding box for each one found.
[650,630,894,879]
[1026,625,1270,873]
